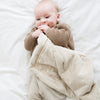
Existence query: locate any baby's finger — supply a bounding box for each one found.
[39,27,44,31]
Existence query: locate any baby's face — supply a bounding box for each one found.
[34,2,59,28]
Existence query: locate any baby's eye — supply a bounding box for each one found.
[37,18,41,21]
[45,16,49,19]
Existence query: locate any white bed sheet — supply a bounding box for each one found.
[0,0,100,100]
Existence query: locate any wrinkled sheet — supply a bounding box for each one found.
[0,0,100,100]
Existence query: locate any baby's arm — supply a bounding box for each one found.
[44,23,75,50]
[24,29,42,51]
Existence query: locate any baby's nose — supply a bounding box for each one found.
[41,19,46,25]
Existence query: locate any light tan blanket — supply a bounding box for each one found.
[29,34,100,100]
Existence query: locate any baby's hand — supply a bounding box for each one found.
[32,29,43,38]
[38,25,49,32]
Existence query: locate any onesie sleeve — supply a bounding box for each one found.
[44,23,74,50]
[24,28,37,51]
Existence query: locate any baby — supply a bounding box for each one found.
[24,0,100,100]
[24,0,75,99]
[24,0,74,54]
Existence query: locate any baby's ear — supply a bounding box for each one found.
[57,13,60,22]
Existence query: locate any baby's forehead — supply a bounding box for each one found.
[34,3,56,16]
[35,9,52,18]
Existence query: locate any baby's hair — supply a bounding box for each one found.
[38,0,59,12]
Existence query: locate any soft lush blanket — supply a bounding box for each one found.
[29,34,100,100]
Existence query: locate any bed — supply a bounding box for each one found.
[0,0,100,100]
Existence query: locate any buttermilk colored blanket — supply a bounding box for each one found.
[29,34,100,100]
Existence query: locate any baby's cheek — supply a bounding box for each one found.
[37,24,40,27]
[37,23,40,26]
[48,22,55,28]
[36,22,41,27]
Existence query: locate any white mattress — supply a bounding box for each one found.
[0,0,100,100]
